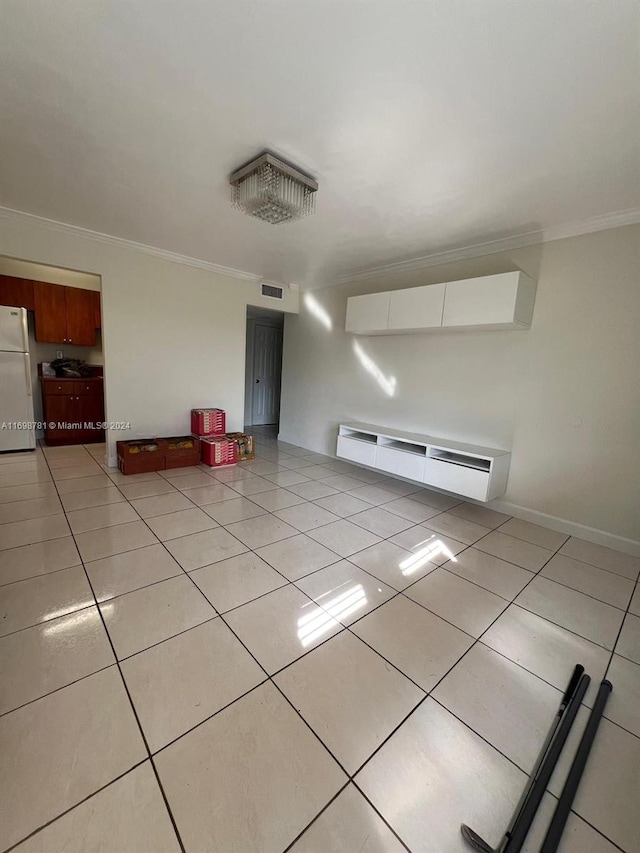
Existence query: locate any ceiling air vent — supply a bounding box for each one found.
[261,282,284,300]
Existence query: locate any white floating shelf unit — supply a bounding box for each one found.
[345,271,536,335]
[337,423,510,502]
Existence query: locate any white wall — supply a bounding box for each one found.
[279,225,640,549]
[0,256,101,290]
[0,214,298,463]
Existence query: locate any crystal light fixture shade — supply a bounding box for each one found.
[230,151,318,225]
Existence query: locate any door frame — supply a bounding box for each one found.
[244,308,284,427]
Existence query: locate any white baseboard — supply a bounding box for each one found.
[488,499,640,557]
[107,455,117,468]
[275,433,640,558]
[276,432,310,447]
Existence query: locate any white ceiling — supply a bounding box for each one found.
[1,0,638,288]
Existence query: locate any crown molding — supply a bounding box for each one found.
[0,206,263,282]
[2,204,638,291]
[328,207,640,287]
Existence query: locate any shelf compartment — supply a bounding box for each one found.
[428,449,491,472]
[336,422,510,502]
[378,437,427,456]
[339,427,378,444]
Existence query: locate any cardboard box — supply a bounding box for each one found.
[226,432,255,462]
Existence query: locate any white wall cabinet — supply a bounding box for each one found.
[337,423,510,502]
[345,271,535,335]
[442,271,536,330]
[388,283,445,332]
[345,292,390,334]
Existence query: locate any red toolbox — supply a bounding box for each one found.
[201,436,238,467]
[191,408,226,436]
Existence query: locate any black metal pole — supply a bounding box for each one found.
[460,664,586,853]
[505,664,584,839]
[539,679,612,853]
[504,671,590,852]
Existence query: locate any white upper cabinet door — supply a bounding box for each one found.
[442,271,536,330]
[388,283,445,332]
[345,292,391,334]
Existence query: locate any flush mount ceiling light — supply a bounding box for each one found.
[230,151,318,225]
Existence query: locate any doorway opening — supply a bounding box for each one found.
[244,305,284,437]
[0,256,103,451]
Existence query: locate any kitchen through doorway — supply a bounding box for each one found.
[244,305,284,432]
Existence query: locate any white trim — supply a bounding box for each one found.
[488,499,640,558]
[276,432,304,447]
[325,208,640,287]
[277,434,640,556]
[107,455,117,468]
[0,206,262,282]
[3,205,639,292]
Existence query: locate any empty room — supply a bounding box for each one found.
[0,1,638,852]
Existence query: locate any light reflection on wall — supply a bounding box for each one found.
[304,293,333,331]
[353,341,397,397]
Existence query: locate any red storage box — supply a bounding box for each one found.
[163,436,201,469]
[117,440,165,475]
[191,408,226,436]
[201,436,238,467]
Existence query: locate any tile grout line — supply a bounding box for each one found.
[291,525,633,852]
[4,441,637,852]
[28,446,189,853]
[92,455,417,850]
[275,539,558,850]
[116,459,427,851]
[2,760,149,853]
[5,461,638,741]
[603,575,639,682]
[3,452,632,699]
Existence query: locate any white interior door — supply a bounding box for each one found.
[252,323,283,425]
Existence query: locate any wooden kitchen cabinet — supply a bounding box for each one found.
[41,377,105,445]
[33,282,68,342]
[33,282,98,345]
[65,287,96,345]
[0,275,35,310]
[93,290,101,329]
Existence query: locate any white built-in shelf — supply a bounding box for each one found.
[345,271,536,335]
[337,422,510,502]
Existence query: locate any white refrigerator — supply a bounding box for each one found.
[0,305,36,452]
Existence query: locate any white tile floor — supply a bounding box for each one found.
[0,430,638,852]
